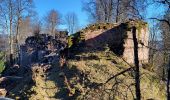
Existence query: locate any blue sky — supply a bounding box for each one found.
[34,0,88,29]
[34,0,167,32]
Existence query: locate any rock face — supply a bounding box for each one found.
[77,20,149,64]
[1,32,68,99]
[19,33,68,67]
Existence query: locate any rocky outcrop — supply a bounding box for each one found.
[20,33,67,67]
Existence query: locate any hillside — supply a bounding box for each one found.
[0,21,166,100]
[0,0,169,99]
[66,51,165,100]
[1,50,165,100]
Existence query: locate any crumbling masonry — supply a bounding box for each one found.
[73,20,149,64]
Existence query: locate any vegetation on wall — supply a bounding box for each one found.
[125,20,148,39]
[69,31,85,49]
[68,23,118,49]
[67,36,73,48]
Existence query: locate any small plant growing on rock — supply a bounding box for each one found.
[103,44,110,53]
[67,36,73,48]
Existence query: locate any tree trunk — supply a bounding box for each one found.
[9,0,14,66]
[132,26,141,100]
[115,0,120,23]
[15,17,21,65]
[167,55,170,100]
[10,20,13,66]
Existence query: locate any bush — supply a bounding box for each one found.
[68,36,73,48]
[0,60,5,73]
[0,52,5,74]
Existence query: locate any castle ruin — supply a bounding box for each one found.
[74,20,149,64]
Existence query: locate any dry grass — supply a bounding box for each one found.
[67,51,166,100]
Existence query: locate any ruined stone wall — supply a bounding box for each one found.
[20,45,38,67]
[123,28,149,63]
[19,33,68,67]
[83,24,122,49]
[81,21,149,64]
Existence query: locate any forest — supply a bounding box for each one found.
[0,0,170,100]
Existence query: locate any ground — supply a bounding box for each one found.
[1,50,165,100]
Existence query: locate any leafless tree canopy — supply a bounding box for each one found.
[44,9,61,36]
[65,12,79,34]
[83,0,147,23]
[160,10,170,50]
[0,0,34,64]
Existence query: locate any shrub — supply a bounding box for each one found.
[0,60,5,73]
[68,36,73,48]
[0,52,5,74]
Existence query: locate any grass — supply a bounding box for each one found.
[4,50,165,99]
[67,51,166,100]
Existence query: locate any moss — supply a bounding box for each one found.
[136,21,148,39]
[125,20,148,39]
[80,23,115,33]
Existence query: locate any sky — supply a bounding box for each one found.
[34,0,88,29]
[34,0,167,34]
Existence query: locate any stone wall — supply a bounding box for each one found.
[80,20,149,64]
[123,28,149,63]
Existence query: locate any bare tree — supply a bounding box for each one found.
[83,0,114,23]
[32,19,42,35]
[159,10,170,99]
[150,0,170,99]
[83,0,147,23]
[0,0,17,65]
[19,17,33,44]
[15,0,33,44]
[82,0,96,23]
[0,34,8,52]
[149,20,160,66]
[14,0,34,64]
[0,0,34,65]
[153,0,170,8]
[44,9,61,36]
[65,12,79,34]
[96,0,113,22]
[114,0,148,21]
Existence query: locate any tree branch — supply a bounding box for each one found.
[105,67,135,84]
[150,18,170,27]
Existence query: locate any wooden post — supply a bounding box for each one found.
[132,26,141,100]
